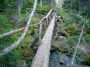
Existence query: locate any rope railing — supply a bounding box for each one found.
[0,8,54,56]
[0,23,41,39]
[0,10,53,39]
[0,0,38,56]
[0,1,58,66]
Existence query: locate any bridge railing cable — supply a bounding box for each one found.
[0,23,41,39]
[0,8,54,56]
[0,10,53,39]
[0,0,38,56]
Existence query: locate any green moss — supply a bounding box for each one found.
[0,15,13,34]
[63,24,80,36]
[32,17,40,23]
[37,5,50,15]
[84,35,90,43]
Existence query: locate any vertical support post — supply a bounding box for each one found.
[46,18,49,26]
[39,22,42,41]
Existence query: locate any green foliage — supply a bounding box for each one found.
[63,0,90,18]
[84,35,90,43]
[0,0,90,66]
[63,24,80,36]
[32,17,40,23]
[37,4,50,14]
[0,0,49,64]
[0,32,35,63]
[0,0,5,11]
[85,23,90,34]
[0,15,13,34]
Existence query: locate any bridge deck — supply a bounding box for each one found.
[31,14,56,67]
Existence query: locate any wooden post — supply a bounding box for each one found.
[39,22,42,41]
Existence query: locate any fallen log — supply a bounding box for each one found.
[31,14,56,67]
